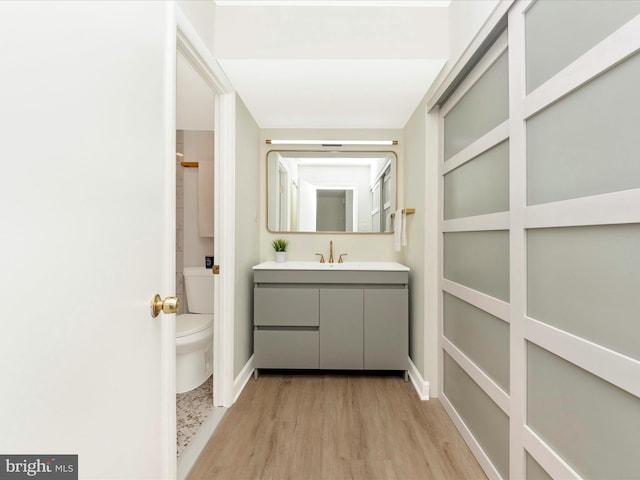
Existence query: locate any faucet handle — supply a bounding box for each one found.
[315,253,326,263]
[338,253,348,263]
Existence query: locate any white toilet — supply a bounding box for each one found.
[176,266,214,394]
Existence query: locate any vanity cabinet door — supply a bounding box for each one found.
[320,288,364,369]
[364,288,408,370]
[254,287,319,326]
[254,330,319,369]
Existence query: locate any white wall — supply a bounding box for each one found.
[260,129,404,262]
[177,0,216,56]
[402,97,428,383]
[234,96,261,377]
[177,51,216,132]
[448,0,502,63]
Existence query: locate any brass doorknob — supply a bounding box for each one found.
[150,294,179,318]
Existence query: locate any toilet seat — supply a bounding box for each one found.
[176,313,213,338]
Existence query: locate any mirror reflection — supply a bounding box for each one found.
[267,150,397,233]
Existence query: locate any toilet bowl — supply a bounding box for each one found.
[176,313,213,393]
[176,267,214,394]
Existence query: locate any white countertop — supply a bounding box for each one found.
[253,261,410,272]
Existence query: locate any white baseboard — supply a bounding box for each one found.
[233,354,254,403]
[177,354,255,480]
[177,406,226,480]
[408,356,430,400]
[235,356,423,402]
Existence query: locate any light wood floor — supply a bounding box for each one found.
[189,372,487,480]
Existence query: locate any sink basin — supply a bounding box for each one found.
[253,261,409,272]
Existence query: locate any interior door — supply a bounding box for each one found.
[0,3,175,477]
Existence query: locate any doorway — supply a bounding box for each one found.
[316,188,354,231]
[175,46,219,464]
[174,13,237,478]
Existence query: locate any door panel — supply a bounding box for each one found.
[527,51,640,205]
[320,288,363,369]
[254,287,319,326]
[255,330,319,369]
[0,3,173,477]
[364,288,408,370]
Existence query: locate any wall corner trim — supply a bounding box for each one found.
[426,0,513,111]
[408,357,430,401]
[233,354,255,404]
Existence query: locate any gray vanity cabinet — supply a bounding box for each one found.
[253,266,409,376]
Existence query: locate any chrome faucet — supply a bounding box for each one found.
[329,240,334,263]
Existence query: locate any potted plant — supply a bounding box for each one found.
[272,238,289,263]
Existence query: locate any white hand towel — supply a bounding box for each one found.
[401,210,407,247]
[393,209,403,252]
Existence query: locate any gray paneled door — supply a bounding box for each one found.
[438,1,640,478]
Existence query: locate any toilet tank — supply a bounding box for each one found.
[183,267,214,314]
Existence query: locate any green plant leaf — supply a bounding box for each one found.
[271,238,289,252]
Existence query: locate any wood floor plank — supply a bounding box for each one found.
[188,372,487,480]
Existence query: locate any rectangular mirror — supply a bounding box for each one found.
[267,150,397,233]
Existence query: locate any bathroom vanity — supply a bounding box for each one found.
[253,261,409,379]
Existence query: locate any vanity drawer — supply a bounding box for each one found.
[254,329,319,369]
[254,287,319,326]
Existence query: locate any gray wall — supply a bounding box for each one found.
[234,95,261,377]
[402,97,427,379]
[402,95,440,396]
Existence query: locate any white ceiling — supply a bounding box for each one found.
[212,0,451,129]
[217,59,445,129]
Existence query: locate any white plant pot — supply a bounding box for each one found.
[275,251,287,263]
